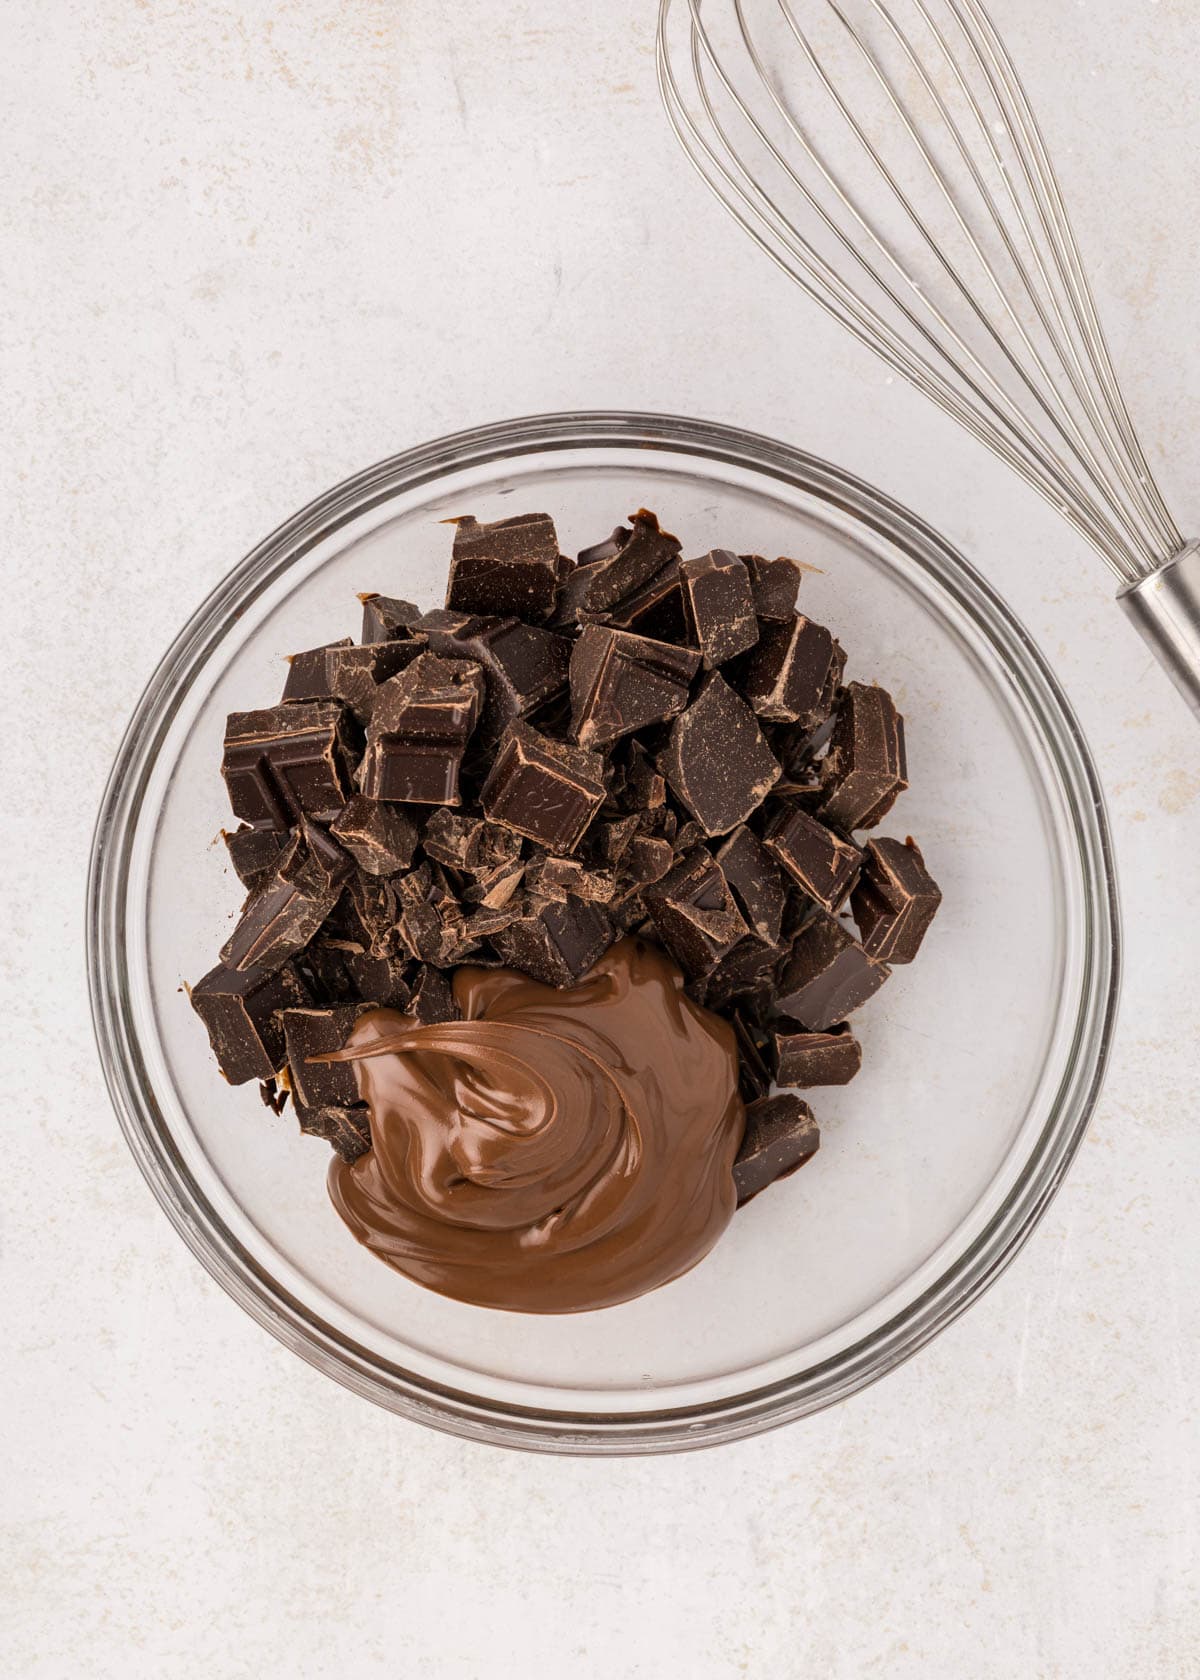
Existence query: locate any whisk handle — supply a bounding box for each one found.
[1118,543,1200,719]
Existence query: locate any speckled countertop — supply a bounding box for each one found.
[4,3,1198,1676]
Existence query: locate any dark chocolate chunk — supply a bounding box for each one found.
[714,825,786,944]
[343,948,412,1008]
[282,638,426,723]
[358,593,422,644]
[680,550,759,667]
[578,526,630,566]
[359,651,484,805]
[259,1076,289,1115]
[329,795,418,875]
[737,616,844,729]
[764,805,862,912]
[422,613,571,741]
[480,722,606,854]
[733,1095,820,1206]
[851,836,941,962]
[618,833,674,890]
[525,854,617,904]
[575,509,682,614]
[741,553,804,622]
[220,821,351,975]
[223,824,290,890]
[819,681,908,831]
[776,915,890,1031]
[730,1007,774,1101]
[222,702,358,831]
[190,959,311,1085]
[282,1005,371,1109]
[569,624,700,750]
[489,897,615,988]
[422,808,520,873]
[445,512,561,621]
[772,1021,862,1088]
[643,847,748,978]
[295,1102,372,1163]
[601,560,691,645]
[658,673,780,837]
[698,935,783,1013]
[408,964,461,1025]
[336,870,401,958]
[590,813,640,865]
[463,857,527,908]
[393,863,476,966]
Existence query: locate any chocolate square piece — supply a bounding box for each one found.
[772,1021,862,1087]
[358,594,422,643]
[490,898,614,987]
[776,915,890,1031]
[358,651,484,805]
[329,795,418,875]
[741,553,804,622]
[819,682,908,831]
[643,847,748,978]
[851,836,941,962]
[575,509,682,614]
[422,613,571,741]
[680,550,759,666]
[223,824,291,890]
[714,825,786,944]
[733,1095,820,1206]
[282,1005,371,1109]
[295,1103,372,1163]
[764,805,862,912]
[737,616,844,729]
[190,958,311,1085]
[282,638,425,722]
[220,821,351,975]
[222,702,358,830]
[659,673,780,837]
[445,512,561,621]
[569,624,700,750]
[480,722,606,854]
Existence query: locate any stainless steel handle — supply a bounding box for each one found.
[1118,543,1200,719]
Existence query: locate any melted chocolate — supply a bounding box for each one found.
[324,938,745,1313]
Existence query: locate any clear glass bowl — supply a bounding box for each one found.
[88,412,1120,1454]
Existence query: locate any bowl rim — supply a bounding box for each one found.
[87,409,1121,1454]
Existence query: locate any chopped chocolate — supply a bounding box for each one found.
[223,824,290,890]
[658,673,780,836]
[730,1007,774,1102]
[408,964,461,1024]
[190,958,311,1085]
[776,915,890,1031]
[620,742,667,814]
[741,553,804,622]
[733,1095,820,1206]
[714,825,786,944]
[851,836,941,962]
[221,821,351,975]
[343,949,412,1008]
[590,813,639,865]
[358,651,484,805]
[338,870,400,957]
[618,833,674,890]
[480,721,606,853]
[578,526,631,566]
[296,1102,372,1163]
[423,809,520,874]
[819,681,908,831]
[222,702,358,831]
[463,857,527,908]
[259,1076,289,1115]
[737,616,844,729]
[358,593,422,643]
[422,613,571,740]
[772,1021,862,1087]
[698,935,783,1013]
[601,560,690,645]
[569,624,700,750]
[764,805,862,912]
[525,854,617,904]
[643,847,748,978]
[282,1005,371,1109]
[680,550,759,666]
[575,509,682,614]
[393,863,475,966]
[490,897,615,987]
[446,512,561,621]
[329,795,418,875]
[282,637,425,722]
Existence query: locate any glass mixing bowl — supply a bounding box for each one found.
[88,412,1119,1454]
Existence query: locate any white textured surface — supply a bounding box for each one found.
[3,3,1199,1676]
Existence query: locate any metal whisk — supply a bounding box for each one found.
[657,0,1200,715]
